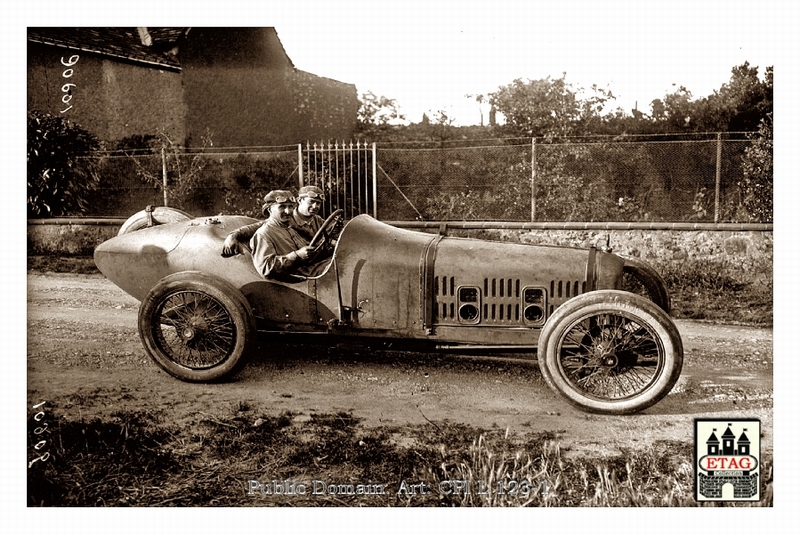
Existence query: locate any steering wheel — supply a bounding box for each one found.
[309,209,344,248]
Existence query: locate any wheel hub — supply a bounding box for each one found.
[601,354,619,367]
[593,341,618,368]
[180,316,210,345]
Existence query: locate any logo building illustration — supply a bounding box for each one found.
[695,419,761,501]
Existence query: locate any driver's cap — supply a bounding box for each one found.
[262,190,296,214]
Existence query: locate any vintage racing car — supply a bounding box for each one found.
[94,207,683,415]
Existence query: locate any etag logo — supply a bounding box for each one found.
[695,419,761,502]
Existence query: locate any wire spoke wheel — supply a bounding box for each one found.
[559,313,663,401]
[538,290,682,414]
[154,290,237,369]
[139,272,256,382]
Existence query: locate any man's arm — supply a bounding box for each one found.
[250,232,313,279]
[222,221,264,257]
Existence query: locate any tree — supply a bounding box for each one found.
[27,110,100,217]
[356,91,406,137]
[647,64,772,133]
[125,128,214,211]
[425,109,458,143]
[488,74,614,139]
[649,85,695,131]
[573,84,616,134]
[466,93,487,126]
[488,74,577,138]
[738,113,772,221]
[706,63,772,132]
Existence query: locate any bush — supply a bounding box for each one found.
[738,114,773,222]
[27,110,101,217]
[83,136,299,218]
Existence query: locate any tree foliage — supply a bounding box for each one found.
[738,113,773,221]
[477,63,771,139]
[27,110,101,217]
[645,63,772,133]
[699,63,772,132]
[487,74,614,138]
[356,91,406,138]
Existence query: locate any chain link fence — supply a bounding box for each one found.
[376,136,755,223]
[83,147,300,218]
[77,134,767,223]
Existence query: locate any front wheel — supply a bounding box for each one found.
[138,272,256,382]
[537,290,683,414]
[622,256,671,313]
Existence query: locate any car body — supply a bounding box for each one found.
[95,209,683,414]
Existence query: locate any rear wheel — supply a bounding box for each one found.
[538,290,682,414]
[138,272,256,382]
[118,206,193,235]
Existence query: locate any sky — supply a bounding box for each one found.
[271,0,780,125]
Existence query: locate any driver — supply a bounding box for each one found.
[291,185,327,241]
[245,190,327,280]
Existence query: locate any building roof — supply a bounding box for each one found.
[27,27,186,71]
[722,426,736,438]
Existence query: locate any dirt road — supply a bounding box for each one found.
[27,272,773,456]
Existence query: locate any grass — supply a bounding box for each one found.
[28,407,773,507]
[28,255,100,275]
[662,259,772,325]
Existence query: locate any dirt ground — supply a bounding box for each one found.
[26,272,773,459]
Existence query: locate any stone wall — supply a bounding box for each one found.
[496,228,773,281]
[418,225,772,287]
[28,221,120,256]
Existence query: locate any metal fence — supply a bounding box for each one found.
[300,141,376,220]
[78,134,767,223]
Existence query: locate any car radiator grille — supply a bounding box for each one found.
[548,279,588,316]
[432,276,586,326]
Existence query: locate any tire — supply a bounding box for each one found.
[138,272,256,382]
[621,256,671,314]
[538,290,683,415]
[118,206,193,235]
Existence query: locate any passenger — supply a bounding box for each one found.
[238,190,326,280]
